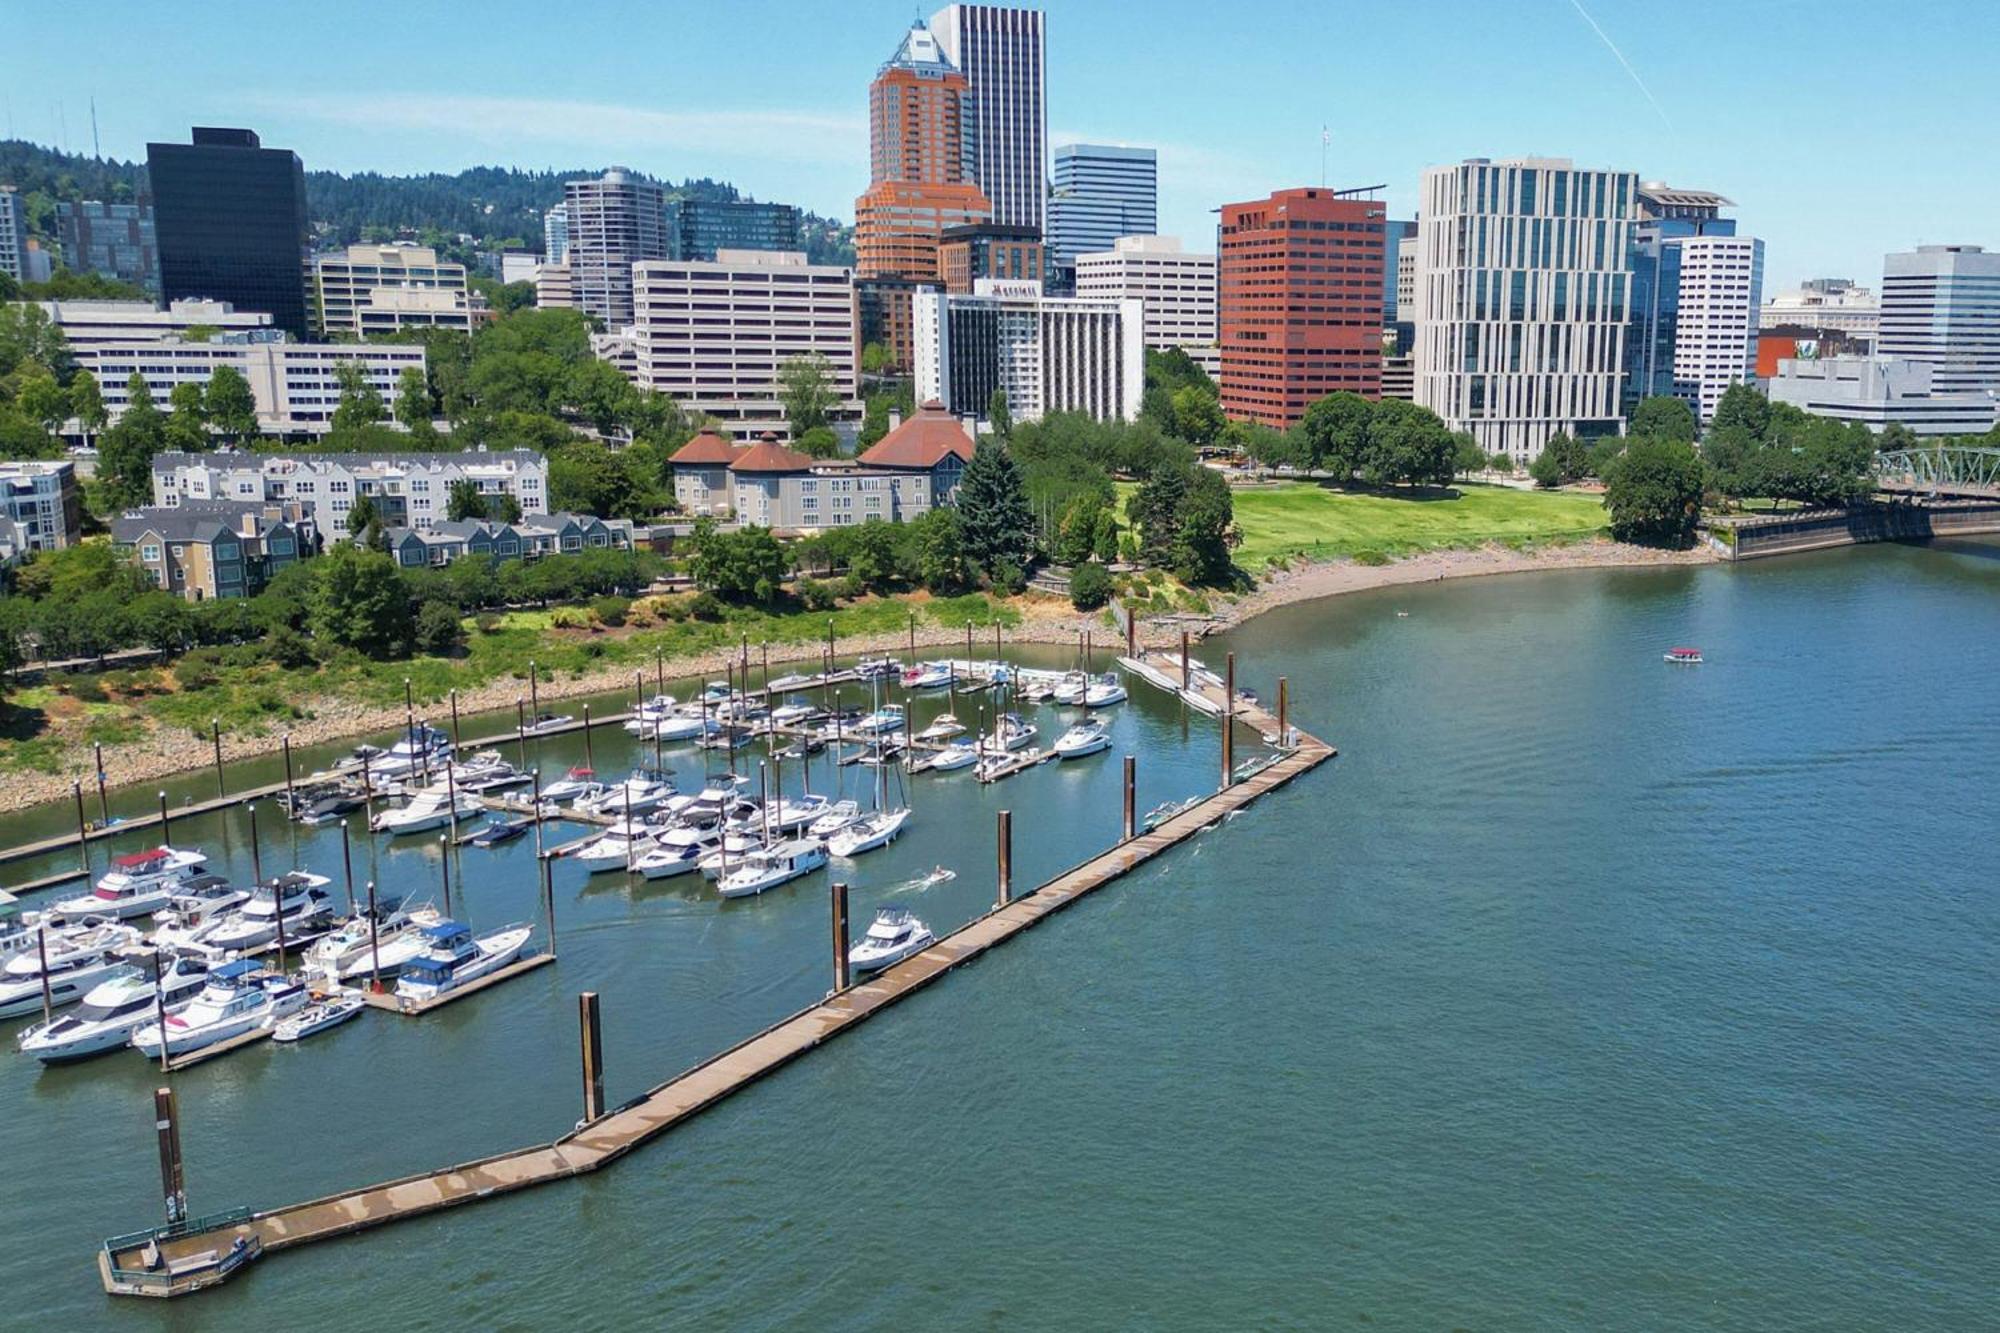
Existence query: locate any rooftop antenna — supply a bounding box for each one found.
[90,96,100,160]
[1320,126,1329,188]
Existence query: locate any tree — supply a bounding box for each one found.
[1068,561,1113,610]
[778,353,836,439]
[1487,450,1516,474]
[1295,392,1373,476]
[1452,432,1488,477]
[794,425,841,459]
[1709,383,1770,440]
[1170,385,1226,447]
[393,364,436,438]
[1362,399,1456,487]
[955,435,1035,576]
[688,521,787,602]
[67,368,107,448]
[548,440,635,517]
[0,301,71,381]
[1629,395,1698,443]
[1530,432,1592,488]
[446,478,488,522]
[308,543,414,657]
[203,365,257,444]
[493,492,524,523]
[17,370,69,437]
[1602,438,1704,547]
[846,518,903,591]
[164,381,209,451]
[96,373,166,511]
[413,599,466,656]
[857,392,894,448]
[860,341,891,376]
[1171,466,1238,584]
[1128,459,1190,566]
[987,389,1013,439]
[330,361,385,430]
[345,493,379,538]
[912,506,971,594]
[565,358,638,434]
[1055,493,1113,566]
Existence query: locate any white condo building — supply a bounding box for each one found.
[1877,244,2000,396]
[313,243,470,336]
[151,449,547,533]
[0,186,26,282]
[38,298,274,350]
[914,281,1144,424]
[1414,157,1638,460]
[564,169,666,328]
[930,4,1047,233]
[630,249,859,439]
[82,340,425,435]
[1074,235,1218,375]
[1671,234,1765,424]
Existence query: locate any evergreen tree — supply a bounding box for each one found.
[446,478,488,522]
[96,373,165,510]
[68,368,107,448]
[163,381,209,451]
[955,435,1035,576]
[203,365,258,443]
[1127,460,1189,566]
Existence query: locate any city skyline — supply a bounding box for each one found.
[6,1,1996,290]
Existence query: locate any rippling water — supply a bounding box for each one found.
[3,539,1996,1329]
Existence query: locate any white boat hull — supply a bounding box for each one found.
[0,961,124,1020]
[394,927,532,1002]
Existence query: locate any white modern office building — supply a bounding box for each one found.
[1414,156,1638,461]
[930,4,1047,232]
[1074,235,1217,374]
[1671,234,1764,424]
[1048,145,1157,266]
[151,449,548,533]
[1761,278,1878,339]
[313,243,470,336]
[543,203,570,265]
[914,281,1144,423]
[0,186,25,282]
[82,340,426,435]
[1877,244,2000,397]
[1767,355,1998,436]
[36,298,275,350]
[564,168,667,327]
[630,249,859,438]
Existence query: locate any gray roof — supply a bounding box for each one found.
[152,449,543,471]
[112,501,285,545]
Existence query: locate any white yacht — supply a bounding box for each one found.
[578,771,676,818]
[540,766,599,803]
[303,901,444,983]
[631,836,709,881]
[447,750,532,793]
[1083,672,1128,708]
[365,724,454,780]
[766,671,817,692]
[645,712,712,743]
[914,713,966,743]
[370,785,483,835]
[570,820,656,873]
[716,839,829,898]
[174,872,335,956]
[987,713,1037,752]
[622,695,680,734]
[827,808,912,858]
[768,699,816,728]
[806,799,864,839]
[1052,671,1090,705]
[901,661,954,690]
[150,879,251,937]
[51,846,210,921]
[0,921,144,1019]
[17,950,212,1064]
[851,704,906,736]
[393,920,534,1002]
[921,741,979,773]
[272,993,366,1042]
[1053,719,1112,759]
[848,908,935,974]
[695,828,768,880]
[768,793,831,833]
[129,961,309,1060]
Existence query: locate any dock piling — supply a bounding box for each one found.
[1221,653,1236,789]
[247,803,263,888]
[450,690,461,747]
[340,820,355,914]
[516,698,527,769]
[158,791,170,847]
[529,660,539,719]
[281,734,295,816]
[367,880,382,991]
[73,782,90,881]
[211,720,225,796]
[582,704,594,770]
[154,1086,187,1226]
[655,647,665,699]
[996,810,1012,907]
[1277,677,1289,749]
[94,741,109,823]
[1181,632,1191,690]
[1124,605,1136,657]
[830,880,851,993]
[152,955,171,1072]
[1122,756,1136,842]
[907,613,916,661]
[540,851,556,957]
[578,993,605,1125]
[36,927,53,1025]
[439,834,453,917]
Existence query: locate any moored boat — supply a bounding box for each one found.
[393,921,534,1002]
[1665,646,1704,664]
[272,994,366,1043]
[848,908,935,974]
[716,838,829,898]
[16,949,212,1063]
[1082,672,1128,708]
[1052,718,1112,759]
[50,847,210,922]
[129,960,308,1059]
[827,807,912,858]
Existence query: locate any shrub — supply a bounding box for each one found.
[63,674,110,703]
[990,559,1027,596]
[580,640,606,659]
[688,591,725,621]
[1068,561,1113,611]
[591,596,631,628]
[550,608,588,630]
[173,649,226,691]
[474,613,503,635]
[795,577,839,612]
[654,595,694,622]
[413,600,466,656]
[1351,549,1391,567]
[832,574,864,601]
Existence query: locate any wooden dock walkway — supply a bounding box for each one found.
[97,724,1336,1297]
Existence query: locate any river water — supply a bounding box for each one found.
[3,539,1995,1329]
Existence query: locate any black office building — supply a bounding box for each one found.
[663,199,800,262]
[147,128,311,338]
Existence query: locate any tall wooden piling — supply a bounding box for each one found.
[94,741,109,823]
[36,926,54,1025]
[154,1086,187,1226]
[210,720,225,796]
[578,993,605,1124]
[516,698,528,769]
[439,834,453,917]
[996,809,1012,907]
[1180,631,1191,690]
[366,880,382,991]
[340,819,355,914]
[152,955,171,1073]
[281,733,295,816]
[450,690,461,747]
[581,703,594,770]
[830,880,851,993]
[247,802,263,888]
[1221,652,1236,789]
[1122,756,1136,841]
[73,782,90,880]
[158,791,170,847]
[1277,677,1289,749]
[529,660,539,719]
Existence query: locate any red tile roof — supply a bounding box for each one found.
[729,433,816,474]
[857,400,975,470]
[669,429,740,465]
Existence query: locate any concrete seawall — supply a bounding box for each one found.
[1708,500,2000,560]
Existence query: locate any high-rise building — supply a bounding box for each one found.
[1761,278,1878,340]
[939,223,1044,293]
[1047,145,1157,267]
[313,243,470,336]
[1382,218,1418,324]
[913,283,1144,424]
[54,200,159,294]
[542,203,571,265]
[146,128,312,338]
[1878,244,2000,396]
[664,199,801,262]
[1218,187,1386,429]
[0,187,27,283]
[930,4,1047,232]
[631,249,859,439]
[1671,234,1764,424]
[1414,157,1637,460]
[1074,235,1218,375]
[563,168,667,328]
[869,21,973,188]
[1625,183,1739,414]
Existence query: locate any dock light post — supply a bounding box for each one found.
[439,834,453,917]
[1221,653,1236,790]
[340,819,355,914]
[579,993,605,1124]
[1277,677,1289,750]
[155,1086,187,1227]
[158,790,171,847]
[211,719,225,796]
[367,880,382,992]
[830,880,851,994]
[94,741,109,822]
[1122,756,1137,842]
[995,810,1013,908]
[73,782,90,880]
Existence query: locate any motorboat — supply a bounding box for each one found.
[570,821,655,873]
[631,837,708,880]
[902,661,954,690]
[918,741,978,773]
[697,725,752,752]
[987,713,1037,752]
[716,838,829,898]
[185,872,336,956]
[51,846,211,921]
[466,816,533,848]
[841,739,906,767]
[769,699,816,728]
[1052,719,1112,759]
[370,785,483,835]
[696,828,769,880]
[303,900,444,984]
[644,712,713,743]
[0,920,145,1019]
[807,799,864,839]
[914,713,966,742]
[659,774,751,823]
[851,705,905,736]
[523,712,574,735]
[393,920,534,1002]
[1052,671,1089,705]
[578,770,676,818]
[129,960,309,1059]
[294,785,370,826]
[1665,646,1704,664]
[697,680,733,704]
[540,766,599,803]
[448,750,532,793]
[769,793,831,833]
[976,747,1046,782]
[622,696,679,735]
[1083,673,1129,708]
[827,807,912,858]
[854,657,902,681]
[766,672,817,691]
[365,723,454,780]
[146,878,249,938]
[17,949,213,1064]
[273,993,366,1043]
[848,908,935,974]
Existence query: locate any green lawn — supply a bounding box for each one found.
[1220,481,1609,569]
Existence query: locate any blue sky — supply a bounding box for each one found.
[6,0,1997,288]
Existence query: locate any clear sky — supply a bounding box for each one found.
[5,0,1996,289]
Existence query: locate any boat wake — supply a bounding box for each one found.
[886,867,957,896]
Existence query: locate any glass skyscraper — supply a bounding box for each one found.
[1625,184,1739,413]
[1047,144,1157,266]
[930,4,1047,233]
[146,128,311,338]
[664,199,801,262]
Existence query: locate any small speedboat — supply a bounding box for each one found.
[1052,719,1112,759]
[827,808,912,859]
[1052,671,1089,705]
[51,846,210,922]
[1664,646,1704,665]
[273,994,366,1043]
[1083,673,1128,708]
[766,672,817,691]
[987,713,1037,752]
[17,949,213,1064]
[371,785,483,835]
[466,816,533,848]
[632,838,708,880]
[914,713,966,742]
[854,657,902,681]
[295,786,369,825]
[922,741,978,772]
[848,908,935,974]
[524,712,574,735]
[393,920,534,1002]
[716,839,829,898]
[540,766,599,803]
[902,661,954,690]
[851,705,906,736]
[643,712,710,743]
[129,961,309,1059]
[807,799,863,839]
[570,822,655,873]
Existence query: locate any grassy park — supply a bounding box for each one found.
[1222,481,1610,569]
